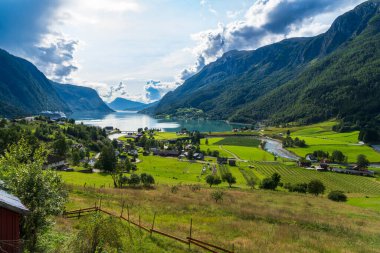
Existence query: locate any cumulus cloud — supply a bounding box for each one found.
[179,0,366,81]
[0,0,78,82]
[144,80,179,102]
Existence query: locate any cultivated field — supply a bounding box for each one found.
[264,121,380,162]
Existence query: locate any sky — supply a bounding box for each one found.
[0,0,368,103]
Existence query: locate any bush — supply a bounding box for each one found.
[140,173,155,187]
[260,173,281,190]
[211,190,224,203]
[307,180,325,196]
[170,185,179,194]
[328,191,347,202]
[128,174,141,187]
[284,183,308,193]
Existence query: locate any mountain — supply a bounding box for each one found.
[154,1,380,130]
[108,97,156,111]
[0,49,70,118]
[52,82,113,114]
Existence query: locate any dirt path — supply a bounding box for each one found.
[218,145,248,162]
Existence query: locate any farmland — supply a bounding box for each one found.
[251,162,380,195]
[264,121,380,162]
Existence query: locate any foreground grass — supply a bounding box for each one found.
[53,185,380,253]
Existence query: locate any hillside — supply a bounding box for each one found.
[154,1,380,133]
[52,82,113,114]
[109,97,157,111]
[0,49,70,118]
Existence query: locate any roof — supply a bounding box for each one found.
[0,189,29,214]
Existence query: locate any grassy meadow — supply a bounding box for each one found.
[53,184,380,253]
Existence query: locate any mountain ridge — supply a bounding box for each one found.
[153,0,380,136]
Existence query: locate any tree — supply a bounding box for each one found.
[328,191,347,202]
[210,190,224,203]
[128,174,141,187]
[331,150,346,163]
[97,145,117,172]
[141,173,155,187]
[71,149,81,166]
[357,154,370,169]
[0,139,67,251]
[53,134,68,156]
[271,173,281,186]
[222,172,236,187]
[72,214,130,252]
[307,180,325,196]
[247,178,255,189]
[205,175,221,187]
[260,173,281,190]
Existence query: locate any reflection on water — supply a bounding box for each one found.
[72,111,242,132]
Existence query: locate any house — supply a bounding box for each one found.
[116,140,124,148]
[152,150,180,157]
[305,154,318,163]
[298,160,312,167]
[193,153,204,160]
[228,159,237,166]
[331,168,375,177]
[217,157,228,164]
[44,155,67,169]
[104,126,114,133]
[0,189,29,253]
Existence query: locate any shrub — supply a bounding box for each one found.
[211,190,224,203]
[171,185,179,194]
[140,173,155,187]
[307,180,325,196]
[284,183,308,193]
[128,174,141,187]
[328,191,347,202]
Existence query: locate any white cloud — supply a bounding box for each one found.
[179,0,367,81]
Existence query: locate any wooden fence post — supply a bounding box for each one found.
[189,218,193,249]
[120,201,125,217]
[151,212,156,236]
[127,205,130,223]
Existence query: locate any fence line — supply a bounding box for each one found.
[63,204,235,253]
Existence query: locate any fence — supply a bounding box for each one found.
[63,200,235,253]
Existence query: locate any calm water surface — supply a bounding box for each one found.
[72,111,243,132]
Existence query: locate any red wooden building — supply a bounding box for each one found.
[0,189,29,253]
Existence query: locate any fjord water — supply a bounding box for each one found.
[72,111,243,132]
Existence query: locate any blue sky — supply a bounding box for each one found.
[0,0,367,102]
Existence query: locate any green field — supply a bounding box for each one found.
[214,137,261,147]
[252,162,380,195]
[265,121,380,162]
[201,137,274,161]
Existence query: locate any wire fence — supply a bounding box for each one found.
[63,200,235,253]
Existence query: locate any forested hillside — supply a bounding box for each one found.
[0,49,70,117]
[154,0,380,140]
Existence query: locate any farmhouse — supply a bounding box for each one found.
[0,189,29,253]
[44,155,67,169]
[331,168,375,177]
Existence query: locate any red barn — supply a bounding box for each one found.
[0,189,29,253]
